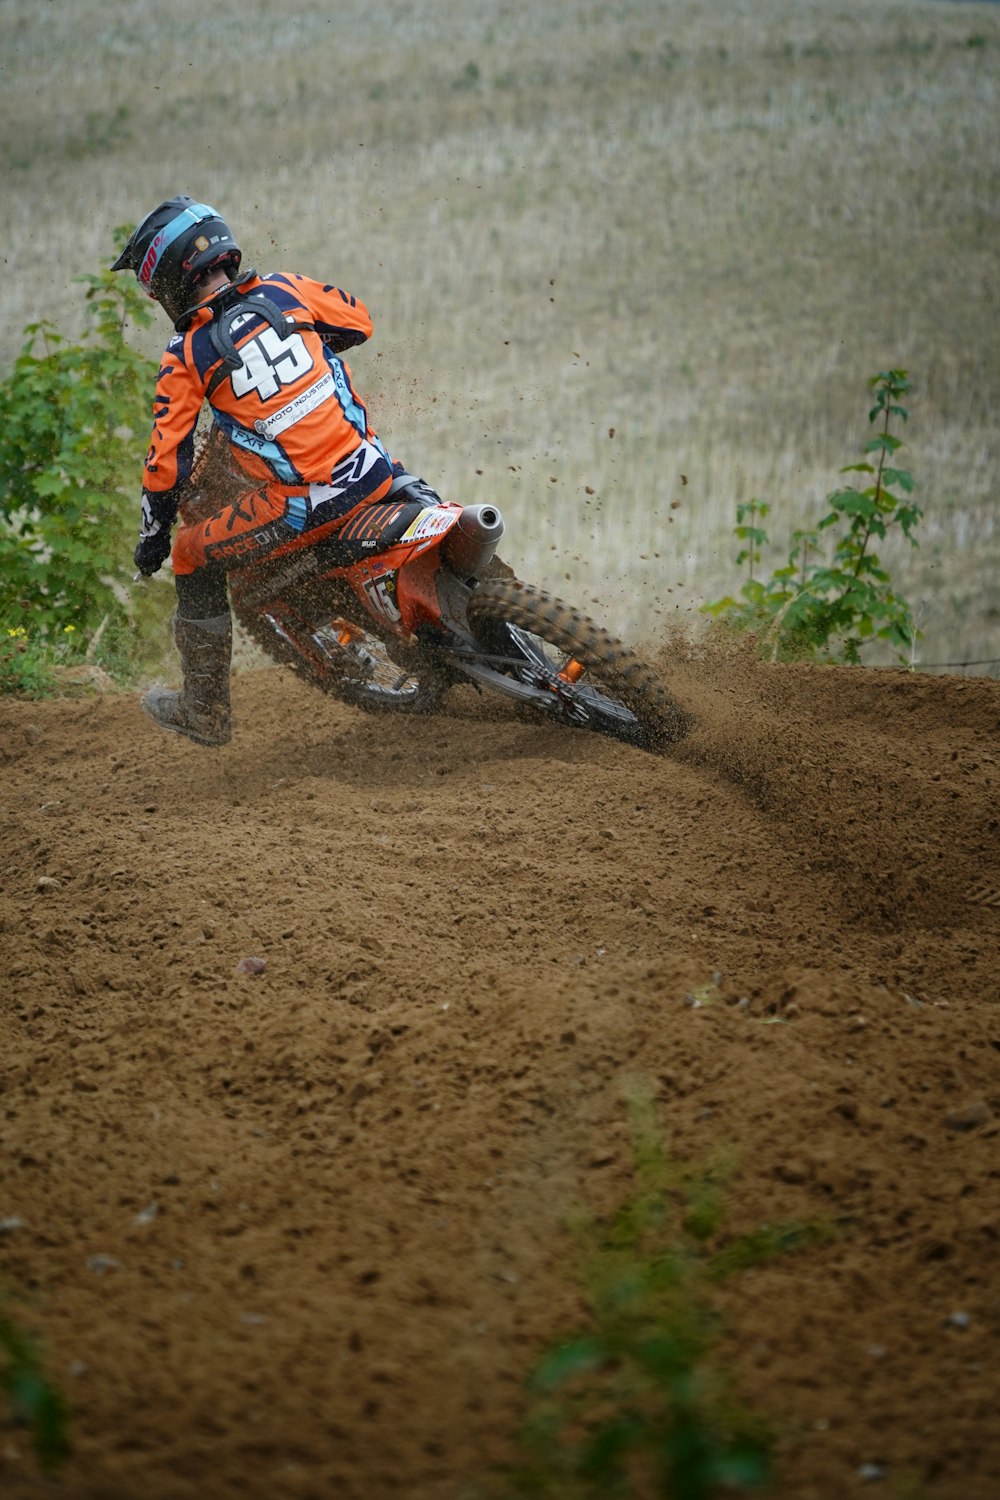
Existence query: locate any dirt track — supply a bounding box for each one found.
[2,644,999,1499]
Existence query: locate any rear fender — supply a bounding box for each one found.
[394,549,458,634]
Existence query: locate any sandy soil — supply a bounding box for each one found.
[1,643,998,1499]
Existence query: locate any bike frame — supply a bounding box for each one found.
[226,500,478,688]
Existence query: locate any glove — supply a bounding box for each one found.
[134,491,173,576]
[134,527,172,577]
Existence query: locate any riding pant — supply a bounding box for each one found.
[171,436,394,577]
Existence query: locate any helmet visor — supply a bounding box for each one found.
[135,201,220,292]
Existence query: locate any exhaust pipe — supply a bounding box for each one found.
[441,503,505,579]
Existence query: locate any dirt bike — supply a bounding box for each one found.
[183,433,690,752]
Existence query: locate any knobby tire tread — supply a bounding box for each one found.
[467,578,689,748]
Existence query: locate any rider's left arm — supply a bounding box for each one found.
[271,272,375,352]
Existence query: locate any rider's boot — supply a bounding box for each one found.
[141,613,233,747]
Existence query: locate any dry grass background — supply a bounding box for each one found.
[2,0,997,669]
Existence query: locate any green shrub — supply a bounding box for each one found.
[704,371,923,664]
[0,234,164,687]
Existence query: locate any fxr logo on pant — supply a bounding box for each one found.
[202,494,267,542]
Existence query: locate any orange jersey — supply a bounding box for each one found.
[142,272,383,503]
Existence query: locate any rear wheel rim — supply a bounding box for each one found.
[502,624,644,736]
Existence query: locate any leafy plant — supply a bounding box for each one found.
[1,622,71,698]
[0,1305,71,1471]
[487,1087,832,1499]
[704,371,923,664]
[0,232,162,678]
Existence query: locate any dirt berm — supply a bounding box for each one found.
[2,644,998,1499]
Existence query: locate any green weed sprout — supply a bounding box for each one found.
[0,1306,71,1472]
[0,621,86,698]
[487,1086,832,1499]
[704,370,923,664]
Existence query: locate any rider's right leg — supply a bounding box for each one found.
[141,564,233,748]
[141,445,399,746]
[141,479,301,748]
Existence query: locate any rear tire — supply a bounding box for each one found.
[466,578,689,749]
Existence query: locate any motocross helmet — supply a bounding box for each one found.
[112,197,242,326]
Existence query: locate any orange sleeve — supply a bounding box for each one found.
[268,272,374,350]
[142,340,206,496]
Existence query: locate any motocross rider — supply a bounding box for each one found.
[113,196,435,747]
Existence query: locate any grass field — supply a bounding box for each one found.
[2,0,997,669]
